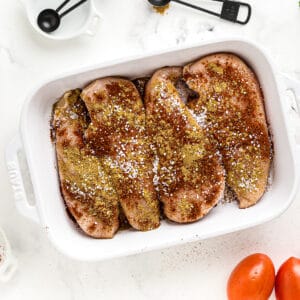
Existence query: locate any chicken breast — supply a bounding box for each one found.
[145,67,225,223]
[184,53,271,208]
[81,78,160,231]
[52,89,119,238]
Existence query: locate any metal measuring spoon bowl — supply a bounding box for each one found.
[37,9,61,33]
[148,0,171,6]
[37,0,88,33]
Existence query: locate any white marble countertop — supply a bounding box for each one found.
[1,0,300,299]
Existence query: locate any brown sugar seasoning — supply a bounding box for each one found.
[153,3,170,15]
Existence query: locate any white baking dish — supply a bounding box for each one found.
[6,38,300,261]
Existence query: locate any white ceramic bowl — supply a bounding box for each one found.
[6,38,300,261]
[21,0,101,40]
[0,228,17,282]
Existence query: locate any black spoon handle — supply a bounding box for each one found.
[56,0,71,13]
[172,0,220,17]
[60,0,88,18]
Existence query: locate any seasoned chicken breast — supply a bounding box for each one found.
[145,67,225,223]
[52,90,119,238]
[81,78,160,231]
[184,53,271,208]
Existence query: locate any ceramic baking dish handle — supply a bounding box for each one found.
[6,136,40,223]
[282,74,300,164]
[283,75,300,108]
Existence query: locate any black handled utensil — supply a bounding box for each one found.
[148,0,252,25]
[37,0,88,33]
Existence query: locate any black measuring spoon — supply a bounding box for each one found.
[37,0,88,33]
[148,0,252,25]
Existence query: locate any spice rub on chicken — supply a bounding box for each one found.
[184,53,272,208]
[145,67,225,223]
[52,90,119,238]
[81,78,160,231]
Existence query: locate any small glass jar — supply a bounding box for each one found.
[0,227,17,282]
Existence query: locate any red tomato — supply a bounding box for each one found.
[275,257,300,300]
[227,253,275,300]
